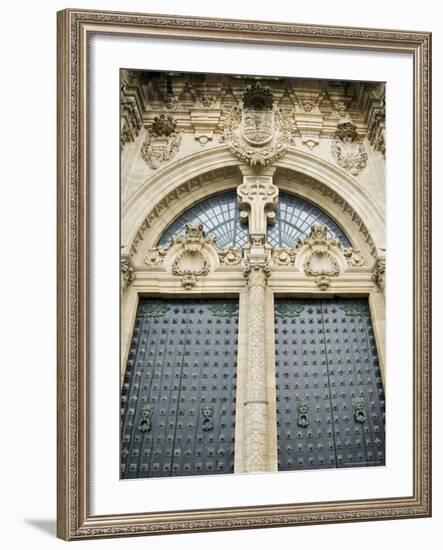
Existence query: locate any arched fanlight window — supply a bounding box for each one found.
[267,192,351,248]
[157,191,249,249]
[157,190,351,249]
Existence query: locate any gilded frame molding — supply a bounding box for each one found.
[57,8,431,540]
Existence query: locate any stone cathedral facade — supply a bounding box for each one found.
[120,71,386,479]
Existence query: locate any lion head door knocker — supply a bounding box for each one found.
[138,403,154,433]
[297,400,309,428]
[352,397,366,423]
[201,404,214,431]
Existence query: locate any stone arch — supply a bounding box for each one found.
[124,145,384,265]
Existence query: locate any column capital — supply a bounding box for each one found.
[243,260,271,287]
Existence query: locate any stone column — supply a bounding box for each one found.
[238,165,278,472]
[243,263,270,472]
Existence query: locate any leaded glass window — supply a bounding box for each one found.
[157,192,248,250]
[157,190,351,249]
[267,192,351,248]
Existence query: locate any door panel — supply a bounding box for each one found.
[275,298,385,471]
[121,298,238,479]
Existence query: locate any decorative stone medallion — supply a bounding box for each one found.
[331,122,368,176]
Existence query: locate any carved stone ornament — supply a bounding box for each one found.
[272,246,297,266]
[331,122,368,176]
[237,176,278,243]
[372,257,386,292]
[221,106,294,168]
[121,254,136,291]
[343,247,365,267]
[219,246,242,265]
[144,246,167,266]
[141,115,182,169]
[299,225,341,290]
[171,223,215,289]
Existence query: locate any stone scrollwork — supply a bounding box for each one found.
[170,223,215,290]
[272,246,297,266]
[331,121,368,176]
[144,246,168,266]
[121,254,136,291]
[221,82,294,168]
[372,257,386,292]
[218,246,242,266]
[343,247,365,267]
[237,176,278,244]
[298,224,342,290]
[141,114,182,169]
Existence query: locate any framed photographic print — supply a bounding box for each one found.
[57,8,431,540]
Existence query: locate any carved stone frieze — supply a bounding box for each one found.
[218,246,242,265]
[372,257,386,292]
[141,115,182,169]
[331,122,368,176]
[144,246,168,266]
[121,254,136,291]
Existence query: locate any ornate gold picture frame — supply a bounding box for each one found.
[57,8,431,540]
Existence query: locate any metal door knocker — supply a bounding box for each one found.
[297,401,309,428]
[352,398,366,423]
[138,403,153,432]
[201,404,214,431]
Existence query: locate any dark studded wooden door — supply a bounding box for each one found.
[275,298,385,471]
[120,298,238,478]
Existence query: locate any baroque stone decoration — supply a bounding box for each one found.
[272,246,297,266]
[170,223,215,289]
[61,12,430,539]
[298,225,341,290]
[141,114,182,169]
[120,254,135,291]
[218,246,242,265]
[331,121,368,176]
[237,175,278,245]
[343,246,365,267]
[144,246,167,266]
[243,258,271,472]
[372,257,386,293]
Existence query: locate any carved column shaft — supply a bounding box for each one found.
[244,267,269,472]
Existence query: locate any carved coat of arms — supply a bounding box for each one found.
[221,82,293,168]
[331,122,368,176]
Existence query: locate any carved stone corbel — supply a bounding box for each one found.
[121,254,136,291]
